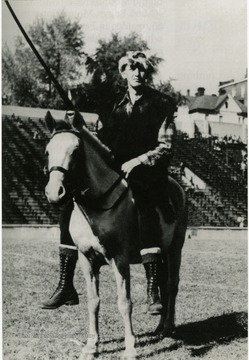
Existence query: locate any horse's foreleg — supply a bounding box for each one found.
[112,259,137,359]
[78,252,100,360]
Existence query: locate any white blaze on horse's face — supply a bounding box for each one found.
[45,132,80,203]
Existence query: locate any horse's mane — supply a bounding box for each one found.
[52,119,114,166]
[53,120,72,131]
[81,125,116,168]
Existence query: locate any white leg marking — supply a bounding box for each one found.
[78,252,100,358]
[112,260,137,359]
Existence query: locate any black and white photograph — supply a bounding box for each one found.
[2,0,247,359]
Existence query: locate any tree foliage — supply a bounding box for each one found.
[3,37,40,107]
[2,13,85,108]
[154,81,183,105]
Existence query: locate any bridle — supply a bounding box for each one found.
[47,129,82,177]
[46,128,128,210]
[49,165,69,175]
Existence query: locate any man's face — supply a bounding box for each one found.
[123,63,147,89]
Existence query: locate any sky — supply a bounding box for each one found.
[2,0,247,96]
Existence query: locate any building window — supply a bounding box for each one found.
[225,101,228,108]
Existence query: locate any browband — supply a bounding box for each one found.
[50,129,81,140]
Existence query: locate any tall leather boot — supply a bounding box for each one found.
[41,247,79,309]
[142,254,163,315]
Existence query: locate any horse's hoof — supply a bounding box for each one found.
[154,323,164,336]
[154,320,176,338]
[162,325,176,338]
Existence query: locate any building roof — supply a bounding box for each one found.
[187,94,228,114]
[185,93,247,116]
[233,97,247,114]
[218,78,247,89]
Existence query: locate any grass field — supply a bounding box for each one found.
[2,229,247,360]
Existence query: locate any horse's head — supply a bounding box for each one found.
[44,111,85,204]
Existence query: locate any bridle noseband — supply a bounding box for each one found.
[48,129,82,176]
[49,166,68,175]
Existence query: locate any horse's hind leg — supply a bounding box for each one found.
[112,258,137,359]
[78,252,100,360]
[157,245,183,338]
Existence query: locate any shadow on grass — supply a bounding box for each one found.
[175,311,247,344]
[101,331,157,346]
[173,311,247,357]
[100,311,247,358]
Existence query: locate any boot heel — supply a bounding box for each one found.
[65,298,79,306]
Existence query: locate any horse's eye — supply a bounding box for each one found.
[43,165,49,176]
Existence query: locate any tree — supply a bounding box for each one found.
[2,38,39,106]
[2,13,85,108]
[154,81,183,105]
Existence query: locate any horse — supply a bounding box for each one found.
[44,110,187,360]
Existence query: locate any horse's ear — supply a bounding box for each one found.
[72,111,85,131]
[64,110,85,131]
[45,111,55,133]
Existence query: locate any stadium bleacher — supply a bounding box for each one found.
[2,112,247,227]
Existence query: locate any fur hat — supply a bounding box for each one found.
[118,51,154,74]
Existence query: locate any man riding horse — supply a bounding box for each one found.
[42,51,177,315]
